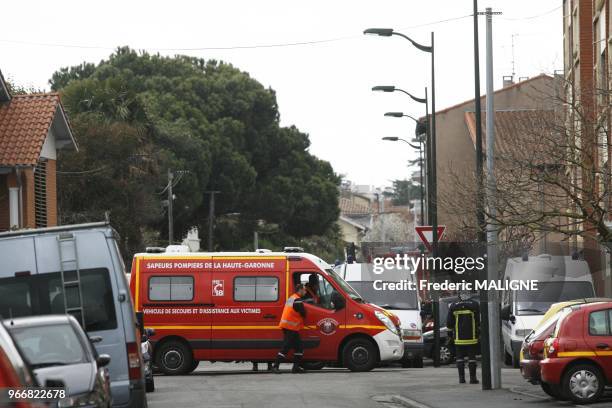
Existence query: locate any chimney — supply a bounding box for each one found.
[502,75,514,88]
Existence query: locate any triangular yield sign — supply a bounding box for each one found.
[414,226,446,252]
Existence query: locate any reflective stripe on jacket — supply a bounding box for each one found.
[279,293,304,331]
[447,299,480,345]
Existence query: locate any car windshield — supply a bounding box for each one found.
[9,323,87,368]
[347,281,418,310]
[515,281,594,316]
[325,268,363,302]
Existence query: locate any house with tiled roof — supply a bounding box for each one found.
[0,70,77,231]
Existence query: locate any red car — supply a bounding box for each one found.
[541,302,612,404]
[520,317,560,396]
[0,321,42,408]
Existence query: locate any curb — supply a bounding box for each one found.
[391,395,433,408]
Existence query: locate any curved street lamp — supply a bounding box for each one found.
[366,25,441,368]
[372,86,427,104]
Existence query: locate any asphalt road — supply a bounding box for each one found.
[146,362,612,408]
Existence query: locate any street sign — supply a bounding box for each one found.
[414,225,446,252]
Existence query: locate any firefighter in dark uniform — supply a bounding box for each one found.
[446,291,480,384]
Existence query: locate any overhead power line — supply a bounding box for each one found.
[0,14,473,52]
[57,165,110,175]
[501,5,561,21]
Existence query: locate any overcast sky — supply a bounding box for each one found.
[1,0,562,187]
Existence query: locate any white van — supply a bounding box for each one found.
[335,262,423,367]
[500,254,595,368]
[0,223,146,407]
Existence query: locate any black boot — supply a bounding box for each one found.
[292,354,305,373]
[457,361,466,384]
[272,354,284,374]
[469,362,479,384]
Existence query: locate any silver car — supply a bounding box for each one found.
[5,315,112,408]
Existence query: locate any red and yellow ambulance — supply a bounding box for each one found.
[129,249,404,374]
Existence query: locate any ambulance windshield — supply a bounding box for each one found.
[325,268,364,302]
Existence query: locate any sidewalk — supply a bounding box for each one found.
[379,367,571,408]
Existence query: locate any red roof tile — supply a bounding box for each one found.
[0,93,61,166]
[339,196,371,215]
[464,109,556,162]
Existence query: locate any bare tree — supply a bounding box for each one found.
[441,78,611,255]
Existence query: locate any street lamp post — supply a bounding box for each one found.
[366,27,439,366]
[383,114,426,226]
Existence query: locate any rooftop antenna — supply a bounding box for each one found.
[510,33,518,81]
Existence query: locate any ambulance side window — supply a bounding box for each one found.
[294,272,339,310]
[234,277,279,302]
[318,276,341,310]
[149,276,194,301]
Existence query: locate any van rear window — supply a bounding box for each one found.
[0,269,117,332]
[149,276,194,301]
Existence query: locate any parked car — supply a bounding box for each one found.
[541,301,612,404]
[0,222,147,407]
[520,297,612,399]
[520,312,563,399]
[0,320,43,408]
[500,254,596,368]
[5,315,112,408]
[141,328,155,392]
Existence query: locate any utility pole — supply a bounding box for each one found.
[167,169,174,245]
[473,0,491,390]
[485,7,502,389]
[206,191,220,251]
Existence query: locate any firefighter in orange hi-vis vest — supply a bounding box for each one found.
[273,283,308,373]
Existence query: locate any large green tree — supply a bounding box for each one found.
[52,47,341,259]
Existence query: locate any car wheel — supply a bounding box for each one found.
[439,346,452,365]
[540,382,566,400]
[146,377,155,393]
[155,340,193,375]
[343,338,377,372]
[301,361,325,370]
[563,364,605,404]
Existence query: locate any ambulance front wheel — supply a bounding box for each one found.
[343,338,377,372]
[156,340,193,375]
